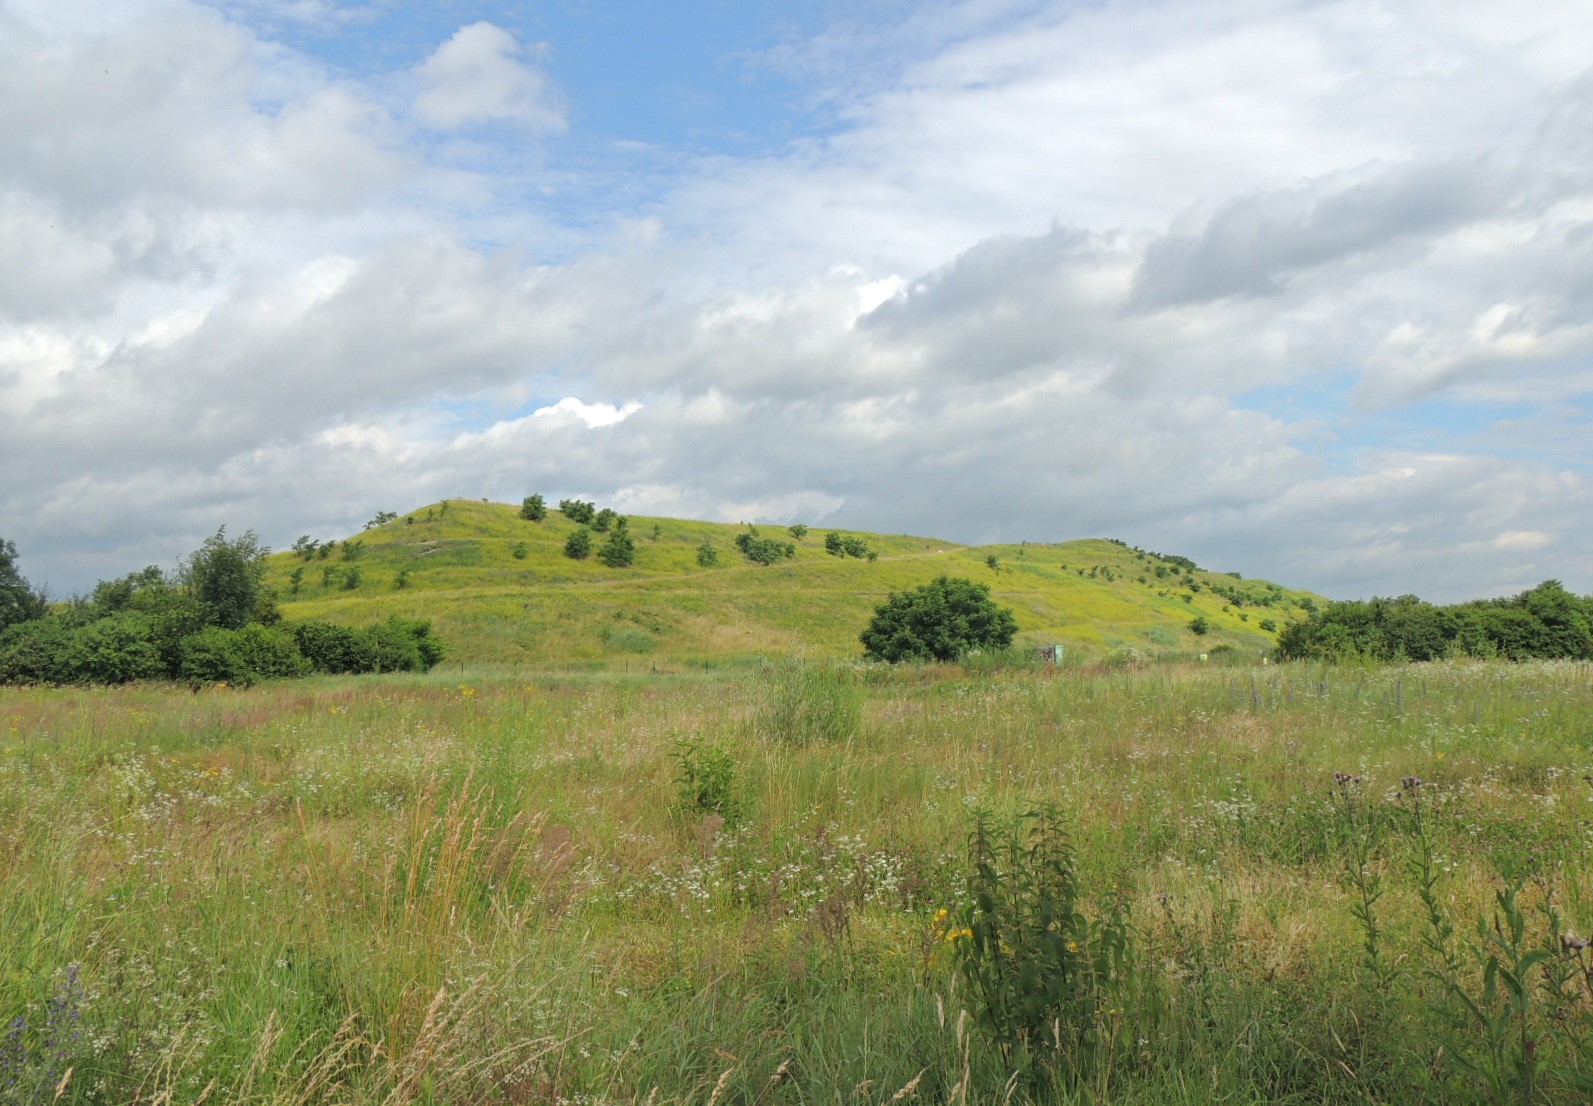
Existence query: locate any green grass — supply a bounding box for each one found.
[267,500,1321,667]
[3,658,1592,1103]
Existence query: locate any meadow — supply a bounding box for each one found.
[3,657,1592,1104]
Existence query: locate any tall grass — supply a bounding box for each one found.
[1,659,1591,1102]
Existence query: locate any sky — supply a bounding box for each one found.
[2,0,1591,603]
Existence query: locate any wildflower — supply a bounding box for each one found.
[1066,940,1081,953]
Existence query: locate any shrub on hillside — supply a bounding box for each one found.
[734,528,795,566]
[824,531,872,559]
[696,541,719,568]
[597,524,636,568]
[860,576,1018,663]
[592,508,619,533]
[520,494,547,521]
[558,499,596,524]
[564,528,594,560]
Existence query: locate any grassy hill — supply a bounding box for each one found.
[265,499,1323,668]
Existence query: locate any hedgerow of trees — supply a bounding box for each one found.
[0,530,444,687]
[1275,581,1593,661]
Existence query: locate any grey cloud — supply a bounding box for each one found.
[1130,158,1516,308]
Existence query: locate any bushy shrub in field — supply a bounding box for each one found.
[292,620,374,674]
[696,541,719,568]
[66,614,168,683]
[520,494,546,521]
[592,508,619,533]
[861,576,1017,663]
[178,624,309,686]
[290,617,444,675]
[0,618,73,683]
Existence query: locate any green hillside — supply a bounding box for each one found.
[266,499,1323,667]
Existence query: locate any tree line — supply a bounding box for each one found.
[0,530,444,686]
[1276,580,1592,661]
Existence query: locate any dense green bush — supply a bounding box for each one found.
[291,617,444,675]
[558,499,596,524]
[860,576,1018,662]
[292,620,376,674]
[0,529,447,686]
[520,494,547,521]
[183,527,271,629]
[564,528,594,560]
[179,625,310,686]
[734,528,795,566]
[597,524,636,568]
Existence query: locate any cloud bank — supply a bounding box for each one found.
[1,0,1590,603]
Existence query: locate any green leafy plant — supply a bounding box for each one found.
[1189,616,1210,635]
[672,740,742,824]
[520,494,547,521]
[696,541,719,568]
[948,804,1131,1087]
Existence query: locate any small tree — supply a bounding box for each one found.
[696,541,719,568]
[564,527,593,560]
[520,494,547,522]
[592,507,619,533]
[598,523,635,568]
[788,524,809,540]
[183,528,270,630]
[1189,616,1210,636]
[860,576,1018,663]
[0,537,47,633]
